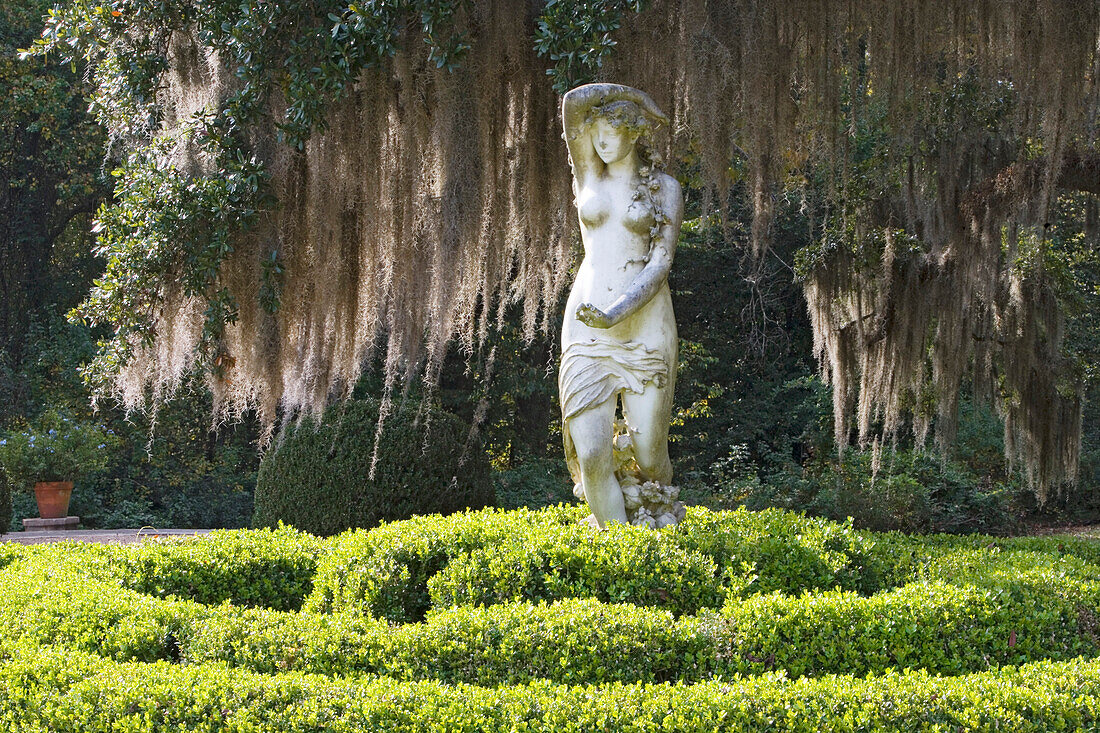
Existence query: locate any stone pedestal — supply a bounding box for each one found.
[22,516,80,531]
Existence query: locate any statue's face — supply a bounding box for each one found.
[592,118,639,164]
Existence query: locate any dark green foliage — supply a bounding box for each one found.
[69,385,259,530]
[668,202,824,485]
[534,0,649,93]
[4,317,261,532]
[0,464,10,535]
[491,456,576,510]
[741,449,1022,535]
[0,0,107,421]
[253,398,494,537]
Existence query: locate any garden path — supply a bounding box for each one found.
[0,528,212,545]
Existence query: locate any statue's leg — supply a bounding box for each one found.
[567,397,627,527]
[621,382,674,485]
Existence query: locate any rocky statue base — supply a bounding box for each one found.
[575,419,686,529]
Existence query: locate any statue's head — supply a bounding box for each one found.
[588,99,652,165]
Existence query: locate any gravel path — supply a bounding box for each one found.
[0,528,213,545]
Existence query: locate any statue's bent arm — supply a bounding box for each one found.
[578,175,683,329]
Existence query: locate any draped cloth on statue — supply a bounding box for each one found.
[559,337,669,484]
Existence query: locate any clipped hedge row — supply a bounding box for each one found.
[861,529,1100,587]
[116,524,326,610]
[0,542,20,570]
[16,524,327,612]
[428,524,722,615]
[668,507,887,595]
[2,640,1099,732]
[722,578,1099,678]
[308,505,888,620]
[305,505,587,621]
[4,541,1097,684]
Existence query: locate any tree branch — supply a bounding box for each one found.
[45,195,102,246]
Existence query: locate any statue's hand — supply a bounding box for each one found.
[576,303,612,329]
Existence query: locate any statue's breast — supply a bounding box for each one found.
[576,188,611,228]
[577,182,655,236]
[622,197,656,235]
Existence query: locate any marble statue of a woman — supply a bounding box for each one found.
[559,83,685,530]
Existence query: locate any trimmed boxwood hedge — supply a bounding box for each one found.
[304,505,587,621]
[3,565,1096,684]
[308,506,888,621]
[427,524,723,615]
[0,542,19,570]
[2,505,1100,730]
[118,524,326,610]
[253,398,495,536]
[1,641,1099,732]
[31,524,328,611]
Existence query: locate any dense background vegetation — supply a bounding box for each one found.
[1,2,1098,534]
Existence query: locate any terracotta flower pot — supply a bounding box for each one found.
[34,481,74,519]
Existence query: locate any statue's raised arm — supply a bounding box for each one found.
[561,84,668,184]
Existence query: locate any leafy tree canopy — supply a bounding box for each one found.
[23,0,1100,500]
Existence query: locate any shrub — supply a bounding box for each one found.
[670,506,887,596]
[383,599,710,685]
[0,543,19,570]
[305,505,585,621]
[117,525,326,610]
[428,524,723,615]
[309,505,890,621]
[2,641,1100,732]
[742,449,1022,535]
[0,409,118,488]
[2,525,325,612]
[0,548,205,663]
[865,529,1100,589]
[720,579,1100,678]
[184,599,710,684]
[2,503,1100,728]
[5,547,1098,685]
[253,398,495,537]
[182,605,386,675]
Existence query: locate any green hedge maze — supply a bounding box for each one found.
[2,507,1100,730]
